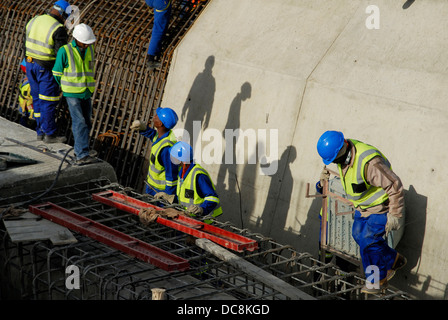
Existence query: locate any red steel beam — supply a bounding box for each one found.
[29,202,189,272]
[92,190,259,252]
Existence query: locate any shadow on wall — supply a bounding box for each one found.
[255,146,297,237]
[181,55,216,149]
[393,185,445,299]
[215,81,252,227]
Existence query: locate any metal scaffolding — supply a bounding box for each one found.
[0,178,412,300]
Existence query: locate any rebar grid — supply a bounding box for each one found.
[0,178,412,300]
[0,0,209,190]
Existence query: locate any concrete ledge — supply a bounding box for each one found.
[0,117,117,199]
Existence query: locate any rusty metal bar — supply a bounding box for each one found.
[28,202,190,272]
[92,190,259,252]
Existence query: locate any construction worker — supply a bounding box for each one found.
[25,0,71,143]
[18,59,35,129]
[316,130,407,294]
[145,0,172,70]
[131,107,179,197]
[168,141,222,224]
[52,24,98,165]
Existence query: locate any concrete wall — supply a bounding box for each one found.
[162,0,448,299]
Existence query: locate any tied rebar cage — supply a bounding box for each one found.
[0,0,210,190]
[0,178,411,300]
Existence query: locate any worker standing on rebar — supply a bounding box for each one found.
[168,141,222,224]
[52,24,98,165]
[131,108,179,197]
[316,130,407,294]
[145,0,172,70]
[24,0,71,143]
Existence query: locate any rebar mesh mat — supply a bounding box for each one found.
[0,178,411,300]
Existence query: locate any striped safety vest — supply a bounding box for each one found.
[147,130,177,190]
[18,79,34,118]
[177,164,222,223]
[57,42,95,94]
[25,15,62,61]
[337,139,391,210]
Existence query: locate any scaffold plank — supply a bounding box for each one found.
[28,202,190,272]
[92,190,259,252]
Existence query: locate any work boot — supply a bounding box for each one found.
[146,55,161,71]
[44,134,67,144]
[385,253,407,282]
[75,155,99,166]
[392,253,407,271]
[361,278,388,295]
[37,134,44,141]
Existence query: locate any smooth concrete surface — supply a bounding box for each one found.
[0,117,117,199]
[162,0,448,299]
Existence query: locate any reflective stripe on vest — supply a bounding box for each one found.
[338,139,391,209]
[177,164,223,220]
[25,15,62,61]
[146,131,177,190]
[60,43,95,93]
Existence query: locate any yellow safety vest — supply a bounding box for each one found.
[25,15,62,61]
[337,139,391,209]
[18,79,34,118]
[147,130,177,190]
[59,43,95,94]
[177,164,222,223]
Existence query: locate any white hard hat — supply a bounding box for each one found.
[73,23,96,44]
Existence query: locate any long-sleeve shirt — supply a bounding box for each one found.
[52,40,92,99]
[340,140,404,219]
[140,127,178,195]
[316,141,404,219]
[176,163,219,215]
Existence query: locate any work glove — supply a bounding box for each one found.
[154,192,175,204]
[385,213,400,237]
[186,204,203,216]
[320,168,330,188]
[130,120,147,131]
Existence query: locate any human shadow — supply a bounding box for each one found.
[255,145,297,238]
[180,55,216,150]
[402,0,415,10]
[215,82,252,195]
[393,185,429,298]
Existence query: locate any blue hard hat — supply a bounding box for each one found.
[156,107,178,129]
[170,141,193,163]
[317,131,345,165]
[54,1,71,17]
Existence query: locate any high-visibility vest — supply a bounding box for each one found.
[177,164,223,222]
[59,43,95,94]
[25,15,62,61]
[18,79,34,118]
[147,130,177,190]
[337,139,391,209]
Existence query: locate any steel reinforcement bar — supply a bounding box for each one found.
[0,0,210,190]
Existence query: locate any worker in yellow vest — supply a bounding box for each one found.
[25,0,70,143]
[316,131,406,294]
[18,59,35,128]
[168,141,222,224]
[131,108,179,197]
[52,23,98,165]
